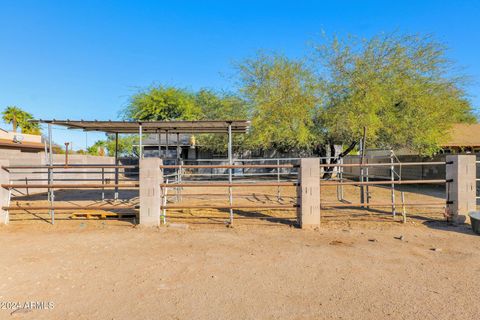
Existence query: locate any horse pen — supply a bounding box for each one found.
[0,120,479,319]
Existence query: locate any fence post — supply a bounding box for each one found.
[297,158,321,229]
[139,158,163,226]
[0,160,10,224]
[446,154,476,224]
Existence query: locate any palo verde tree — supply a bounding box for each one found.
[313,33,475,157]
[195,89,249,153]
[2,106,41,134]
[87,134,138,157]
[236,52,322,154]
[122,85,202,121]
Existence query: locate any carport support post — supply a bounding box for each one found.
[139,123,143,159]
[297,158,321,229]
[139,157,163,226]
[228,123,233,224]
[0,160,10,224]
[446,154,476,224]
[114,132,119,200]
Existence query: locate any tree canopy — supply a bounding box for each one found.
[2,106,41,134]
[236,53,322,153]
[87,135,138,157]
[195,89,249,153]
[313,33,475,155]
[87,32,478,157]
[123,86,201,121]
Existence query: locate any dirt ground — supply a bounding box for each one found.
[1,184,480,319]
[1,219,480,320]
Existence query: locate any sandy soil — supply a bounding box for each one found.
[2,184,479,319]
[1,220,479,320]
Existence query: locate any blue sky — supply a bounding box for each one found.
[1,0,479,150]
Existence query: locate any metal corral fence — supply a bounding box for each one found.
[158,159,450,225]
[0,157,453,225]
[1,164,140,224]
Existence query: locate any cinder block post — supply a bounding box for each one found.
[297,158,321,229]
[446,155,476,224]
[0,160,10,224]
[139,158,163,226]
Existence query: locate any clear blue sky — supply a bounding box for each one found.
[1,0,479,150]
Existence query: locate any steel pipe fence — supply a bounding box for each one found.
[1,157,452,225]
[2,164,140,224]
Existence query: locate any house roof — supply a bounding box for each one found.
[33,120,250,134]
[0,138,44,151]
[440,123,480,148]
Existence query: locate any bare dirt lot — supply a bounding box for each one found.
[2,185,480,319]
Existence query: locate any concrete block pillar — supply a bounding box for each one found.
[0,160,10,224]
[446,155,476,224]
[297,158,321,229]
[139,158,163,226]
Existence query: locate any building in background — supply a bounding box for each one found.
[0,128,44,153]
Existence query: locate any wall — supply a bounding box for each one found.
[0,130,42,143]
[342,154,446,180]
[0,151,115,193]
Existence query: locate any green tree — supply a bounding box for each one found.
[2,106,41,134]
[88,135,138,157]
[123,86,201,121]
[313,33,475,156]
[236,53,322,153]
[195,89,249,153]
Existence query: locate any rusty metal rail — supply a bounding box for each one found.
[160,204,298,209]
[160,182,298,187]
[3,205,136,210]
[319,162,448,168]
[2,165,137,171]
[160,164,297,169]
[2,183,139,189]
[320,179,447,186]
[320,202,447,207]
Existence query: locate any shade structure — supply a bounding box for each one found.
[32,120,250,134]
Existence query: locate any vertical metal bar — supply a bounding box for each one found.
[276,159,281,201]
[139,124,143,159]
[166,130,169,159]
[401,191,406,223]
[158,131,161,157]
[101,167,105,201]
[228,123,233,225]
[339,157,344,201]
[359,139,365,206]
[176,133,180,160]
[390,149,396,218]
[114,132,119,200]
[48,123,54,224]
[365,164,370,208]
[161,182,168,224]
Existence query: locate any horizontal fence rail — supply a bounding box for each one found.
[160,182,298,187]
[160,164,297,169]
[320,179,448,186]
[160,204,298,209]
[2,183,139,189]
[318,161,448,168]
[2,165,138,170]
[3,205,136,210]
[320,202,448,207]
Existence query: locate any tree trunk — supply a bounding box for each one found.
[322,141,357,179]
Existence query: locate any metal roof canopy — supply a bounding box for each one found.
[33,120,250,134]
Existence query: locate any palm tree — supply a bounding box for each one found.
[2,106,41,134]
[2,106,24,132]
